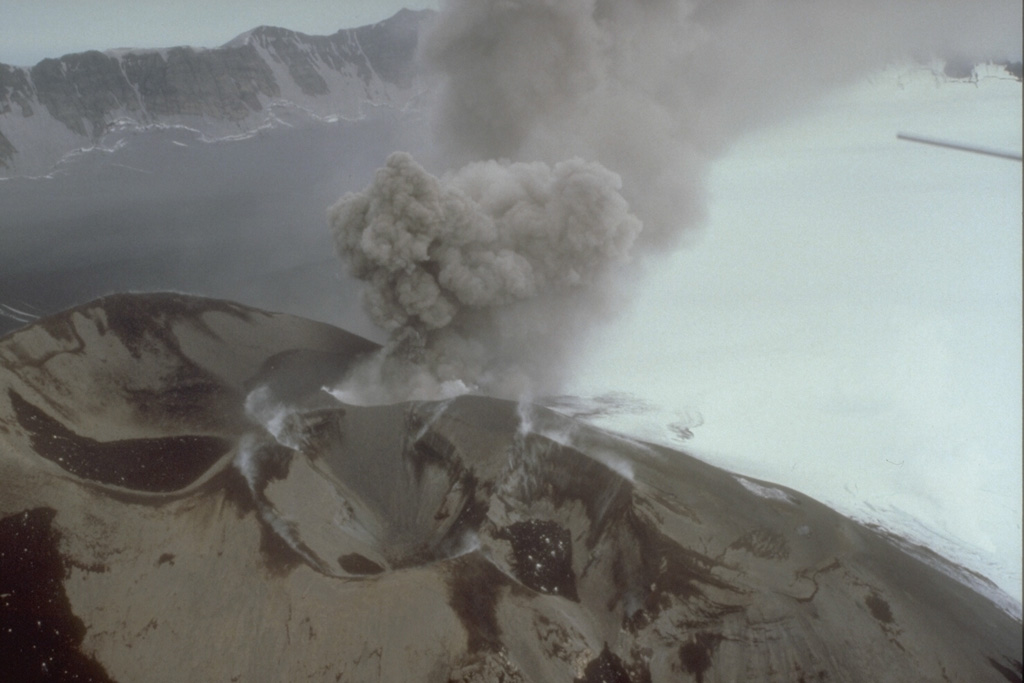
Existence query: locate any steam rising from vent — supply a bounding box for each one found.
[328,0,1021,402]
[328,152,641,400]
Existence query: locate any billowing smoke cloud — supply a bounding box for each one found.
[329,0,1021,402]
[328,152,641,400]
[422,0,1020,245]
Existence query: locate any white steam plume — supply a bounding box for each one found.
[329,0,1021,402]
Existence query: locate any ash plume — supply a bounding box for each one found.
[329,0,1021,402]
[422,0,1019,245]
[328,152,640,400]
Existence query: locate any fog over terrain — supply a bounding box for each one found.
[0,0,1021,609]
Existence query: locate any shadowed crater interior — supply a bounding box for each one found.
[496,519,578,601]
[575,644,638,683]
[10,388,231,492]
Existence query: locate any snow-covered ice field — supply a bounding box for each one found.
[569,63,1022,607]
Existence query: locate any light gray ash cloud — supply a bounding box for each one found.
[328,0,1021,402]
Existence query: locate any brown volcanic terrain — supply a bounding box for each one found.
[0,293,1020,682]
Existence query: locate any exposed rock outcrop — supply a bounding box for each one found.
[0,9,431,176]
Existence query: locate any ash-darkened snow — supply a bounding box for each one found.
[0,2,1021,681]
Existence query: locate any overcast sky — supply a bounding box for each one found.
[0,0,438,67]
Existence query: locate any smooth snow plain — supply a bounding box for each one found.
[568,63,1023,608]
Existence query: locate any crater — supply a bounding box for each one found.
[338,553,384,575]
[496,519,578,601]
[246,400,489,577]
[575,644,635,683]
[10,388,231,492]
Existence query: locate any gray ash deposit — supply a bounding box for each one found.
[0,293,1020,682]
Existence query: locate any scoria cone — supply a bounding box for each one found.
[0,293,1020,682]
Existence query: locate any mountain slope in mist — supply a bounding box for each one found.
[0,293,1020,682]
[0,9,431,177]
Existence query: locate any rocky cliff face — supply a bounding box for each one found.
[0,9,430,177]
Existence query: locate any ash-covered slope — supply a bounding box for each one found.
[0,9,431,177]
[0,294,1020,682]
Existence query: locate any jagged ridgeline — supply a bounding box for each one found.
[0,293,1020,681]
[0,9,430,176]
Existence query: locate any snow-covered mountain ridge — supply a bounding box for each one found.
[0,9,431,177]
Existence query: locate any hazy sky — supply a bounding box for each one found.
[0,0,439,66]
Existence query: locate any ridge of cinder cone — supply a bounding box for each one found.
[0,292,1020,682]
